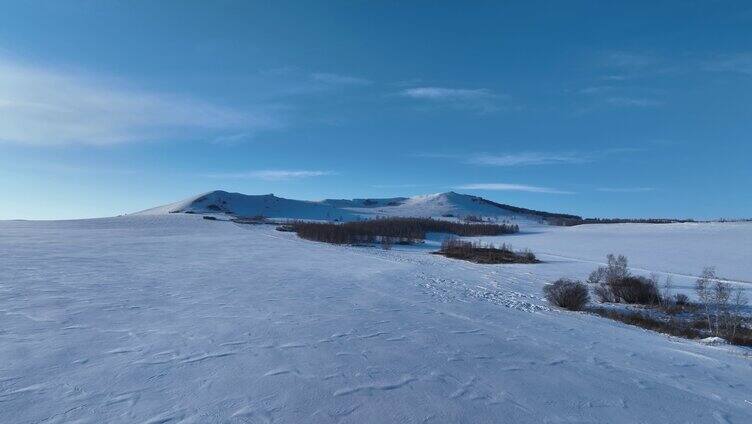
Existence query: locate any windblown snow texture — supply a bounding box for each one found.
[1,214,751,423]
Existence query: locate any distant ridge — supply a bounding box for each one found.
[135,190,357,221]
[135,190,579,224]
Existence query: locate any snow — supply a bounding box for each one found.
[482,221,752,284]
[136,190,358,221]
[700,337,728,346]
[1,215,751,423]
[324,191,530,221]
[136,190,550,223]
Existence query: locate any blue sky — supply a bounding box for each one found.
[1,1,750,219]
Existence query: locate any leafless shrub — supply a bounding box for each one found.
[544,279,590,310]
[674,293,689,305]
[436,238,538,264]
[661,275,673,306]
[592,284,615,303]
[587,254,629,302]
[610,276,662,305]
[695,267,749,340]
[729,287,749,340]
[587,254,661,305]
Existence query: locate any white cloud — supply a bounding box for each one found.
[606,97,662,107]
[597,187,655,193]
[206,170,335,181]
[311,72,371,85]
[0,58,280,145]
[400,87,504,112]
[419,148,642,167]
[467,152,588,167]
[454,183,573,194]
[402,87,494,101]
[371,183,427,189]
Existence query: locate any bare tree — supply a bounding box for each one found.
[661,275,674,307]
[713,279,731,336]
[730,286,749,339]
[695,267,715,334]
[587,254,630,304]
[605,254,629,284]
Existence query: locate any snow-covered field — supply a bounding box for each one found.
[2,215,751,423]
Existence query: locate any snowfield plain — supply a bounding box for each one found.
[1,214,751,423]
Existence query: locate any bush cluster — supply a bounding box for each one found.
[588,254,661,305]
[436,238,538,264]
[544,279,590,310]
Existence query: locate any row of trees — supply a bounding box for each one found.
[285,218,519,245]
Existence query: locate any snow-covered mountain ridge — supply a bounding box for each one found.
[136,190,580,223]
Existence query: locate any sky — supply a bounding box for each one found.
[1,0,751,220]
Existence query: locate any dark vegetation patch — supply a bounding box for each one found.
[549,217,700,226]
[232,215,268,225]
[587,306,703,340]
[469,194,699,226]
[471,196,582,224]
[587,254,661,305]
[434,239,538,264]
[544,279,589,310]
[282,218,518,245]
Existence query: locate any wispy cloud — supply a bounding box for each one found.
[597,187,655,193]
[311,72,371,85]
[400,86,503,112]
[704,53,752,75]
[402,87,494,101]
[454,183,574,194]
[206,169,336,181]
[419,148,640,167]
[0,57,280,146]
[600,51,657,69]
[466,152,588,167]
[606,97,662,107]
[371,183,428,189]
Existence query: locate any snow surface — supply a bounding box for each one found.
[1,215,751,423]
[482,221,752,284]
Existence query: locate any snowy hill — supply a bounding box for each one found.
[325,191,574,222]
[138,190,579,224]
[136,190,357,221]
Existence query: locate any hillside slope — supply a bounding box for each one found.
[326,191,577,223]
[136,190,357,221]
[136,190,579,224]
